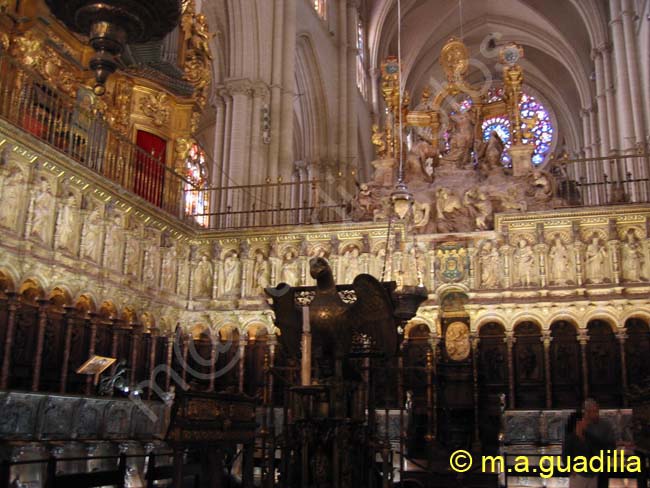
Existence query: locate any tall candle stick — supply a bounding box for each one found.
[301,306,312,386]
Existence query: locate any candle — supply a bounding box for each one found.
[301,306,312,386]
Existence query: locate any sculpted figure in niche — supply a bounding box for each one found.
[143,247,159,287]
[342,247,361,283]
[585,234,609,284]
[0,167,24,230]
[280,250,299,286]
[124,237,140,277]
[621,229,645,282]
[104,215,124,271]
[81,204,103,262]
[479,241,500,288]
[57,193,80,253]
[30,178,55,244]
[464,187,493,230]
[513,238,535,287]
[548,234,570,286]
[162,248,178,291]
[223,250,241,295]
[252,250,270,295]
[194,254,213,298]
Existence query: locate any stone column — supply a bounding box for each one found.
[610,0,636,153]
[505,330,516,408]
[31,299,49,391]
[621,0,646,145]
[580,109,593,160]
[578,329,589,400]
[1,292,18,389]
[616,328,629,407]
[607,221,622,283]
[500,244,512,289]
[226,79,254,191]
[573,241,585,287]
[129,323,142,386]
[429,331,440,441]
[593,48,610,156]
[541,330,553,408]
[601,45,619,152]
[535,243,548,288]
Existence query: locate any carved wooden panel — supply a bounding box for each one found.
[550,321,581,408]
[625,318,650,389]
[587,320,621,407]
[94,321,113,357]
[40,311,65,391]
[67,314,90,393]
[10,304,38,389]
[513,321,545,408]
[478,322,507,451]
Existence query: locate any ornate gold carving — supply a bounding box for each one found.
[440,37,469,83]
[109,79,134,135]
[140,92,171,127]
[445,321,470,361]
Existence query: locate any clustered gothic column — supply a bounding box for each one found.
[505,330,516,408]
[616,328,629,407]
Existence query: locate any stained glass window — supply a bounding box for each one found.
[519,93,553,165]
[486,86,504,103]
[480,91,553,166]
[184,143,209,227]
[313,0,327,20]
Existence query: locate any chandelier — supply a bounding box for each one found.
[45,0,182,95]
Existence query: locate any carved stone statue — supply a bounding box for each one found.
[621,229,645,282]
[124,236,140,278]
[342,247,361,284]
[252,251,270,295]
[162,248,178,292]
[476,131,504,173]
[0,167,24,230]
[30,178,55,244]
[464,187,493,230]
[143,247,160,288]
[548,234,570,285]
[439,111,475,169]
[194,254,214,298]
[513,238,535,287]
[81,204,103,262]
[479,241,500,288]
[280,250,299,286]
[104,215,124,272]
[223,250,241,295]
[57,193,80,253]
[584,234,608,284]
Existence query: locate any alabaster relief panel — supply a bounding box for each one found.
[545,231,575,286]
[580,228,612,284]
[0,159,29,234]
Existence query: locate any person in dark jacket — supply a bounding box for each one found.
[563,410,597,488]
[583,398,616,488]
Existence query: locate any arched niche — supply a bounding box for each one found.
[18,278,44,305]
[75,294,96,315]
[513,321,545,408]
[48,286,72,312]
[121,306,137,325]
[98,300,117,320]
[550,320,581,408]
[586,319,621,407]
[624,318,650,391]
[0,269,16,296]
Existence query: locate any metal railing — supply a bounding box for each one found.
[187,178,352,229]
[553,153,650,207]
[0,51,195,217]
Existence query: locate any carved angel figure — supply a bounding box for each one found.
[0,167,24,230]
[57,193,80,253]
[30,178,55,244]
[223,251,241,295]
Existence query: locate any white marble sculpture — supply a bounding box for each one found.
[548,234,570,285]
[585,234,609,284]
[479,240,500,288]
[194,254,214,298]
[513,238,535,287]
[621,229,645,282]
[223,251,241,295]
[30,178,55,244]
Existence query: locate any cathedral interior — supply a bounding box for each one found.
[0,0,650,487]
